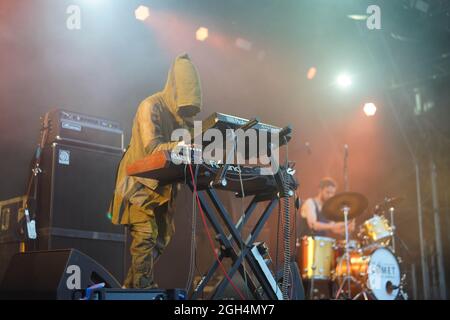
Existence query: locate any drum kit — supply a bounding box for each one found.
[297,192,408,300]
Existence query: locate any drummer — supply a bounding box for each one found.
[299,177,355,239]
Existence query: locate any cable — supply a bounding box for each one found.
[237,163,251,299]
[274,202,281,296]
[185,164,199,294]
[280,138,292,300]
[288,194,296,300]
[289,262,294,300]
[200,164,261,180]
[187,163,246,300]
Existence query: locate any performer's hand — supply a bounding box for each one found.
[171,140,192,164]
[331,222,346,235]
[348,219,356,233]
[175,140,189,151]
[172,141,204,164]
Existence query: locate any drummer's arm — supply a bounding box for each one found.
[301,200,335,232]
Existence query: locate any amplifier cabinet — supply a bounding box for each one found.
[37,142,125,282]
[0,196,27,282]
[46,109,124,152]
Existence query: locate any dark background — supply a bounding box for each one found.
[1,0,449,299]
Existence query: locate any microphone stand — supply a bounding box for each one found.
[23,112,51,244]
[343,144,349,192]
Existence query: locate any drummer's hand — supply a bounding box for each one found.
[349,219,356,232]
[331,222,346,235]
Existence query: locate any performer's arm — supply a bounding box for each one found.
[137,101,179,155]
[301,200,343,234]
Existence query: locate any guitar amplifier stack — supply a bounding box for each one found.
[0,109,127,284]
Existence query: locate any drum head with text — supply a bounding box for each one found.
[367,247,401,300]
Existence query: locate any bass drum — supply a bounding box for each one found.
[335,247,401,300]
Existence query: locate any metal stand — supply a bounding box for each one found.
[389,207,396,253]
[190,187,282,300]
[189,117,295,300]
[415,162,430,299]
[398,273,409,300]
[22,113,51,244]
[309,268,316,299]
[343,144,349,192]
[335,206,359,300]
[430,160,447,299]
[353,289,370,300]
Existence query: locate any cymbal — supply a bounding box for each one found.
[322,192,368,221]
[374,196,405,213]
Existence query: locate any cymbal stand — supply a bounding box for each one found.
[398,276,409,300]
[353,289,370,300]
[389,206,396,253]
[335,205,358,299]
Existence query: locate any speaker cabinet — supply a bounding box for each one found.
[37,143,125,282]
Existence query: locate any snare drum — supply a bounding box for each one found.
[359,215,392,246]
[298,236,336,280]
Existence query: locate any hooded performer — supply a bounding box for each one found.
[110,54,202,288]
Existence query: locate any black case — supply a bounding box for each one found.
[46,109,124,152]
[36,142,126,282]
[0,196,27,282]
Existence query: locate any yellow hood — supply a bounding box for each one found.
[162,53,202,120]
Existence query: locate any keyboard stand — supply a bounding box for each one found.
[190,185,281,300]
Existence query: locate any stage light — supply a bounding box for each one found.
[307,67,317,80]
[336,73,352,89]
[363,102,377,116]
[196,27,209,41]
[135,5,150,21]
[347,14,368,21]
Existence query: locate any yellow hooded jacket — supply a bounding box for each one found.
[110,54,202,225]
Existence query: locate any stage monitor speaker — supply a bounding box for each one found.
[37,142,125,282]
[0,249,121,300]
